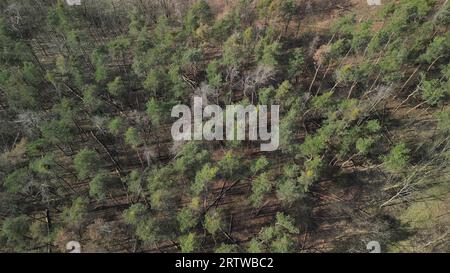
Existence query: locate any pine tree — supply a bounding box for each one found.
[74,148,101,180]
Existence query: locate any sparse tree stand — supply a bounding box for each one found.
[0,0,449,253]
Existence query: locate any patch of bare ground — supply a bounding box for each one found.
[208,0,239,20]
[288,0,384,36]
